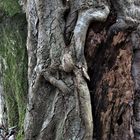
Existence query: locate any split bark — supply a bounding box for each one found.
[22,0,140,139]
[23,0,110,139]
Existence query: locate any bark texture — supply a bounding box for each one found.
[24,0,110,139]
[85,0,140,139]
[86,25,134,140]
[132,29,140,140]
[23,0,140,140]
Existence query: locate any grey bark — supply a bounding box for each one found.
[23,0,110,139]
[23,0,140,139]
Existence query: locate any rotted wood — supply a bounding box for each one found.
[86,30,134,140]
[131,28,140,140]
[85,0,140,139]
[22,0,140,139]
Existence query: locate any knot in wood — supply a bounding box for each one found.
[62,53,74,72]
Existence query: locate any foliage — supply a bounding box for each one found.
[0,0,21,16]
[0,14,27,139]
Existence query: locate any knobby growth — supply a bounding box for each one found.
[18,0,140,139]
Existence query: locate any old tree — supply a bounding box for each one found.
[1,0,140,139]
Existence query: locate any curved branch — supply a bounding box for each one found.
[74,5,110,63]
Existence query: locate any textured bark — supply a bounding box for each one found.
[24,0,110,139]
[132,29,140,140]
[23,0,140,140]
[85,0,140,139]
[86,27,134,140]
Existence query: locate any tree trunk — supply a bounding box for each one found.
[86,24,134,140]
[23,0,140,139]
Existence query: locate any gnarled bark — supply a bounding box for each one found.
[24,0,110,139]
[23,0,140,139]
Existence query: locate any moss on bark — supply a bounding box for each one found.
[0,14,27,139]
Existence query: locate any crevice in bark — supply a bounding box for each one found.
[117,114,123,126]
[85,8,134,139]
[132,42,140,139]
[24,0,140,139]
[63,1,78,46]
